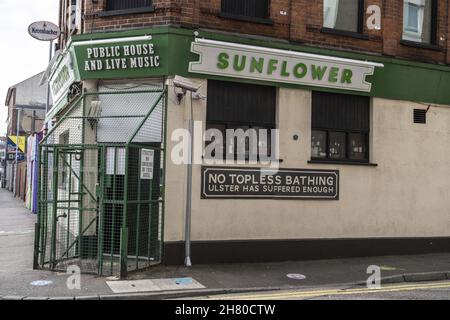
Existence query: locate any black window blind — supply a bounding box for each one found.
[106,0,152,11]
[312,91,370,132]
[221,0,270,19]
[207,80,276,126]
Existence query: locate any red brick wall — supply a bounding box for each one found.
[58,0,450,65]
[83,0,180,33]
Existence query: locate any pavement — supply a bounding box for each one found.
[1,188,450,300]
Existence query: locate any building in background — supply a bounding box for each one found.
[0,136,5,188]
[34,0,450,277]
[4,72,49,200]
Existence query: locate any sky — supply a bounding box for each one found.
[0,0,59,136]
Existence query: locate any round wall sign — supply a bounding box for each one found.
[28,21,60,41]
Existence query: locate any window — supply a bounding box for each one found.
[69,0,81,33]
[206,80,276,161]
[323,0,364,33]
[311,91,370,163]
[106,0,153,12]
[221,0,270,20]
[402,0,437,44]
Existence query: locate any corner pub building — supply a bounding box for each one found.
[34,0,450,276]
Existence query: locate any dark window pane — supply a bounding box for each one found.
[311,130,327,158]
[323,0,359,32]
[348,133,367,160]
[329,132,346,159]
[106,0,152,11]
[206,80,276,163]
[207,80,276,126]
[222,0,269,19]
[311,91,370,163]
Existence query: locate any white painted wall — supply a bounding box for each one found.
[164,79,450,242]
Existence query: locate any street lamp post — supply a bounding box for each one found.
[13,107,22,196]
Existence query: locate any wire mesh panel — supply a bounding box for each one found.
[36,85,166,278]
[125,145,163,273]
[97,84,164,144]
[38,146,54,268]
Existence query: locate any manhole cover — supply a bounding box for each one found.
[286,274,306,280]
[30,280,53,286]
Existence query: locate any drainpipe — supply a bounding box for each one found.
[184,92,194,267]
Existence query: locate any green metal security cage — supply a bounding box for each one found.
[33,84,167,278]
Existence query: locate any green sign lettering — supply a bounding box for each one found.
[217,52,229,69]
[280,61,290,77]
[250,57,264,73]
[293,63,307,79]
[328,67,339,83]
[233,55,246,71]
[341,69,353,84]
[267,59,278,75]
[311,65,328,81]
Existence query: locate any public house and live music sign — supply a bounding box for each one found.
[73,35,166,79]
[201,167,339,200]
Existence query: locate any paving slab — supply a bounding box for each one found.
[106,279,161,294]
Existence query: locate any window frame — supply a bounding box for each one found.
[69,0,81,34]
[321,0,366,37]
[205,121,275,161]
[205,80,277,162]
[310,91,371,164]
[219,0,273,25]
[99,0,155,17]
[401,0,438,45]
[311,129,370,163]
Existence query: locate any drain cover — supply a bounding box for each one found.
[286,274,306,280]
[30,280,53,286]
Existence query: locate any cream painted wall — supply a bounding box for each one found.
[164,79,450,242]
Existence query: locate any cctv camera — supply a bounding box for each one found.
[173,75,201,92]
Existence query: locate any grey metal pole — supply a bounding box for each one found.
[14,108,21,196]
[184,93,194,267]
[45,40,53,114]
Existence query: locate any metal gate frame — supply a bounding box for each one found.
[33,86,167,278]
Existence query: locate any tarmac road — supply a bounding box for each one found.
[197,281,450,300]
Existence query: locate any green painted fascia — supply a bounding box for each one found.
[195,29,450,73]
[45,97,69,122]
[66,26,450,105]
[189,29,450,105]
[69,25,450,73]
[70,26,193,42]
